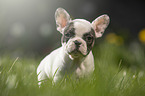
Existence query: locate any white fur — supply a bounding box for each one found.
[73,19,92,36]
[37,45,94,85]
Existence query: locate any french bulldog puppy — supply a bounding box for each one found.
[37,8,110,85]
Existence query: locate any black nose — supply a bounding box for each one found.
[74,40,81,47]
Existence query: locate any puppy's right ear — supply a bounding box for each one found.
[55,8,71,33]
[92,15,110,38]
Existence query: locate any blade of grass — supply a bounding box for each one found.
[8,57,19,73]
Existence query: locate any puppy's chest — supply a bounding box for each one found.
[61,61,87,77]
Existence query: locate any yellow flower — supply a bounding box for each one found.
[138,29,145,44]
[105,33,124,45]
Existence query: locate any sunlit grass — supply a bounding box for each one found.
[0,41,145,96]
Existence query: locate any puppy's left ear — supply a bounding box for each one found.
[55,8,71,33]
[92,15,110,38]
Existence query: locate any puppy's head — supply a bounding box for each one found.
[55,8,110,59]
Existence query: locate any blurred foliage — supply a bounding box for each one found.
[139,29,145,44]
[0,40,145,96]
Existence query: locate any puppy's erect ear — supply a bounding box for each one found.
[55,8,71,33]
[92,15,110,38]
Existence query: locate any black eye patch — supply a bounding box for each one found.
[83,29,95,55]
[83,29,95,44]
[61,22,75,43]
[64,28,75,38]
[83,34,93,44]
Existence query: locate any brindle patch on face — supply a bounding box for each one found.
[61,22,75,44]
[83,28,95,55]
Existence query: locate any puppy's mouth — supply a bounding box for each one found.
[65,40,88,58]
[67,48,85,58]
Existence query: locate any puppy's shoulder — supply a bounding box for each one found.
[41,47,62,63]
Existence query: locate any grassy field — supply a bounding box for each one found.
[0,41,145,96]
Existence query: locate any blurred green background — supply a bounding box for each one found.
[0,0,145,96]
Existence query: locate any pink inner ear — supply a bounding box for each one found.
[95,26,100,32]
[61,18,67,28]
[94,19,105,33]
[58,14,67,28]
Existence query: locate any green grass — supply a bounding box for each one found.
[0,41,145,96]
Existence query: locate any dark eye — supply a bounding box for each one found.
[65,32,71,38]
[86,36,93,43]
